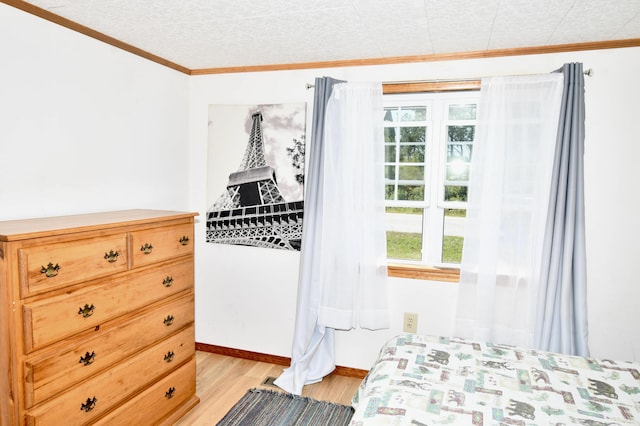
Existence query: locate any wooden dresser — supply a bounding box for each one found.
[0,209,199,425]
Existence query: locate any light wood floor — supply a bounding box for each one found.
[175,351,364,425]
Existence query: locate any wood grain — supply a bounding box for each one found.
[383,80,481,94]
[387,264,460,282]
[196,342,368,378]
[0,210,198,425]
[175,351,364,425]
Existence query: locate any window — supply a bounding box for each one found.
[384,90,479,279]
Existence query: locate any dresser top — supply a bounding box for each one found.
[0,209,198,242]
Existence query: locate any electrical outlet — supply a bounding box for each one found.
[403,312,418,333]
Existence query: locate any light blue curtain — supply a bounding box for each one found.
[274,77,343,395]
[534,63,589,356]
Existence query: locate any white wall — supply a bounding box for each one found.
[0,4,190,220]
[189,48,640,368]
[2,2,638,371]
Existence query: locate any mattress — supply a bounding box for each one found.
[350,334,640,425]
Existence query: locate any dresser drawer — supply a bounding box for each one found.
[94,358,197,426]
[23,258,193,352]
[24,293,194,408]
[18,233,128,297]
[130,223,194,267]
[25,325,195,426]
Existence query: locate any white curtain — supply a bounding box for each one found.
[276,81,389,395]
[318,82,389,330]
[455,74,565,348]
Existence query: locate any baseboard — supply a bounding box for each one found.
[195,342,368,379]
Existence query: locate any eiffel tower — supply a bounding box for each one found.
[206,111,304,251]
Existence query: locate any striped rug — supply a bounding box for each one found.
[216,388,354,426]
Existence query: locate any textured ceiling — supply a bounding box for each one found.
[15,0,640,71]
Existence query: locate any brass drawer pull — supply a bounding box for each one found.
[103,250,119,263]
[140,243,153,254]
[164,351,175,363]
[79,351,96,366]
[40,262,61,278]
[179,236,190,246]
[163,315,174,326]
[162,276,174,287]
[80,396,97,412]
[78,304,95,318]
[165,387,176,399]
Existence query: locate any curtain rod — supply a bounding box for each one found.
[305,68,593,89]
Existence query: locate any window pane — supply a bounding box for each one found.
[384,92,478,267]
[399,107,426,122]
[447,143,472,162]
[385,165,396,180]
[445,164,470,181]
[385,145,396,162]
[448,125,474,142]
[448,104,477,120]
[399,145,425,162]
[386,207,423,260]
[384,127,396,142]
[384,108,397,122]
[400,127,426,142]
[385,185,395,200]
[399,165,424,180]
[397,185,424,201]
[442,208,466,264]
[444,185,468,202]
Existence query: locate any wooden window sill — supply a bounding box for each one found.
[387,264,460,282]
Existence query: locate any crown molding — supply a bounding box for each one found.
[2,0,191,74]
[190,38,640,75]
[4,0,640,76]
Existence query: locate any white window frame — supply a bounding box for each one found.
[384,90,479,269]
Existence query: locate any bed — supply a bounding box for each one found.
[350,334,640,425]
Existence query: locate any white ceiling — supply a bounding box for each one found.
[17,0,640,71]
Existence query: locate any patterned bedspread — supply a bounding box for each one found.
[350,334,640,425]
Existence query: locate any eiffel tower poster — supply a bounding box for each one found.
[206,103,306,251]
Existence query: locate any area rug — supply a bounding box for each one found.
[216,388,354,426]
